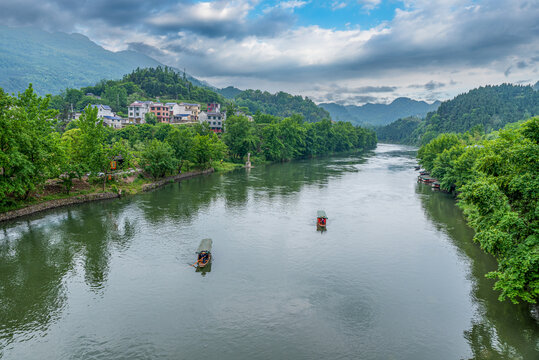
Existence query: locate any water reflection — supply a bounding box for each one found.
[417,183,539,359]
[0,200,136,351]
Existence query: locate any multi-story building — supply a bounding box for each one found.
[180,103,201,120]
[149,103,171,123]
[199,111,225,133]
[128,101,151,124]
[89,104,114,118]
[103,115,127,129]
[206,103,221,113]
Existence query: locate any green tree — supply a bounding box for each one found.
[166,127,194,171]
[141,139,177,179]
[0,85,62,205]
[223,115,258,159]
[145,112,157,125]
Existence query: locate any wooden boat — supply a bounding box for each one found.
[195,238,212,268]
[317,210,328,230]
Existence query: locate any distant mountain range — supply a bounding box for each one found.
[319,98,441,126]
[0,26,205,95]
[377,83,539,145]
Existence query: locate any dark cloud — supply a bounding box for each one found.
[146,7,294,39]
[354,86,396,93]
[408,81,445,90]
[336,95,378,104]
[424,81,445,91]
[0,0,291,40]
[516,60,528,69]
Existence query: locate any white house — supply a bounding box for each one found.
[103,115,126,129]
[199,111,226,133]
[90,104,114,118]
[128,101,151,124]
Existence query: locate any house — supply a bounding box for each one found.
[207,103,221,113]
[128,101,151,124]
[90,104,114,119]
[180,102,201,120]
[165,102,182,115]
[199,110,225,133]
[235,110,253,122]
[103,115,126,129]
[172,113,196,124]
[149,103,171,123]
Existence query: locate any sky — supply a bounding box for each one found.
[1,0,538,105]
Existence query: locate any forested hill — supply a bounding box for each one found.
[377,83,539,145]
[319,97,441,126]
[0,26,205,95]
[217,86,243,99]
[49,68,333,123]
[49,67,224,115]
[234,90,330,122]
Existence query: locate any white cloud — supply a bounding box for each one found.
[332,2,348,11]
[358,0,381,10]
[278,1,310,10]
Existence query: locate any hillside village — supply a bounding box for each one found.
[86,100,250,133]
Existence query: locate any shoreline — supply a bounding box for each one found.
[0,168,216,223]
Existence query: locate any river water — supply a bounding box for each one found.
[1,144,537,359]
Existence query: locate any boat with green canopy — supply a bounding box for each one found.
[194,238,212,268]
[316,210,327,230]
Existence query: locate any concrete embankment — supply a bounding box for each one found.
[0,168,215,223]
[0,192,120,222]
[141,168,214,192]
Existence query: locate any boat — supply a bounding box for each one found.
[195,238,212,268]
[317,210,328,230]
[414,165,421,170]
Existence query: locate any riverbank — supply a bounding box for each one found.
[0,163,243,223]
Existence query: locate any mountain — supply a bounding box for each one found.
[234,90,330,123]
[377,83,539,145]
[0,26,205,95]
[319,97,441,126]
[533,81,539,91]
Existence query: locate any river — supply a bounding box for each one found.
[1,144,537,359]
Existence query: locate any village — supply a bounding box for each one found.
[79,100,252,133]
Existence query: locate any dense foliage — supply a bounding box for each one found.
[49,67,225,116]
[1,85,377,211]
[223,114,377,161]
[234,90,330,123]
[417,118,539,304]
[378,84,539,145]
[375,117,421,143]
[0,85,62,205]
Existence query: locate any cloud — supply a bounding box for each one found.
[409,81,446,90]
[332,1,348,10]
[144,1,298,39]
[0,0,537,105]
[278,1,310,10]
[358,0,381,11]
